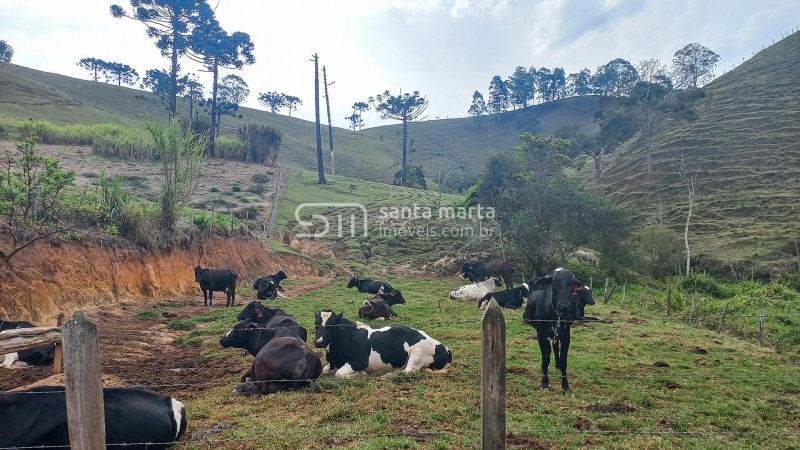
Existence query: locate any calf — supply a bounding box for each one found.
[235,301,307,342]
[0,386,186,449]
[358,294,398,321]
[253,270,288,299]
[478,283,530,310]
[461,260,515,289]
[193,266,237,307]
[347,277,406,304]
[0,320,55,369]
[448,276,503,301]
[314,310,452,378]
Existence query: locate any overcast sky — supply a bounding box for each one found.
[1,0,797,128]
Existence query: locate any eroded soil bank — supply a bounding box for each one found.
[0,233,321,324]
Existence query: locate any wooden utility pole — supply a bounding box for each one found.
[481,299,506,449]
[311,53,326,184]
[323,66,335,175]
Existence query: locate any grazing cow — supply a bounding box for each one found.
[478,283,530,310]
[253,271,288,299]
[448,276,503,301]
[235,301,307,342]
[347,277,406,304]
[219,319,322,395]
[568,250,598,267]
[313,310,452,378]
[358,294,398,321]
[0,386,186,449]
[193,266,237,307]
[0,320,55,369]
[522,268,584,391]
[461,260,515,289]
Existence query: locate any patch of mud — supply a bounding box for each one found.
[587,402,636,413]
[690,346,709,354]
[506,367,532,376]
[653,361,670,368]
[506,432,552,449]
[663,381,681,389]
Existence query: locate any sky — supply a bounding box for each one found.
[0,0,797,129]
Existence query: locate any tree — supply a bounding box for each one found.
[0,138,76,261]
[674,156,700,275]
[217,74,249,130]
[189,19,255,156]
[487,75,509,123]
[672,43,720,89]
[285,95,302,117]
[144,117,204,237]
[184,75,204,120]
[78,57,108,82]
[593,58,639,96]
[535,67,552,102]
[103,62,139,86]
[345,113,362,131]
[467,90,488,132]
[637,224,683,279]
[427,158,458,208]
[258,92,286,113]
[566,69,593,97]
[507,66,533,109]
[111,0,215,118]
[369,90,429,186]
[0,40,13,63]
[550,68,567,101]
[560,110,636,182]
[352,101,369,131]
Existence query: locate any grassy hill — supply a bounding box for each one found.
[598,31,800,272]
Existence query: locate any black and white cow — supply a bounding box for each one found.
[347,277,406,304]
[193,266,238,307]
[235,301,307,342]
[358,294,398,321]
[253,271,288,300]
[0,320,55,369]
[219,319,322,395]
[0,386,186,449]
[313,310,452,378]
[478,283,530,310]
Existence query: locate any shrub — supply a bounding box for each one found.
[247,184,265,194]
[680,273,734,299]
[231,183,241,193]
[209,187,220,193]
[251,174,270,184]
[777,272,800,293]
[214,136,248,161]
[137,310,159,320]
[237,123,282,164]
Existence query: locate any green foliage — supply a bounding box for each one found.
[0,40,13,63]
[209,187,219,193]
[17,120,158,160]
[237,123,282,164]
[247,184,265,195]
[637,224,683,279]
[230,183,241,193]
[679,273,734,299]
[777,271,800,293]
[250,173,269,184]
[136,310,159,320]
[213,136,248,161]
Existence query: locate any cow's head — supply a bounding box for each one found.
[236,301,264,321]
[577,286,595,306]
[531,268,583,319]
[314,310,343,348]
[274,270,288,282]
[346,277,358,289]
[193,266,204,282]
[460,262,474,279]
[219,319,261,348]
[381,287,405,305]
[519,283,530,297]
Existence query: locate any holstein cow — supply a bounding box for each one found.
[0,386,186,449]
[0,320,55,369]
[219,319,322,395]
[448,276,503,301]
[522,268,584,391]
[461,260,515,289]
[235,301,307,342]
[314,310,452,378]
[358,294,398,321]
[193,266,238,307]
[347,277,406,304]
[478,283,530,310]
[568,250,598,267]
[253,270,288,299]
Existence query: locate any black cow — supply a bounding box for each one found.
[235,301,307,342]
[193,266,237,307]
[0,386,186,449]
[478,283,530,310]
[219,319,322,395]
[314,310,451,377]
[522,268,583,391]
[461,260,515,289]
[0,320,55,368]
[358,294,398,321]
[346,277,405,304]
[253,271,288,300]
[575,286,596,320]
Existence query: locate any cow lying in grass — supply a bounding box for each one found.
[235,301,307,342]
[478,283,530,310]
[253,271,288,299]
[448,277,503,301]
[358,293,398,320]
[347,277,405,304]
[314,310,452,378]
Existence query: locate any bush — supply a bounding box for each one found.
[679,273,734,299]
[231,183,241,193]
[237,123,282,164]
[247,184,265,194]
[214,136,248,161]
[137,310,159,320]
[251,174,270,184]
[777,272,800,293]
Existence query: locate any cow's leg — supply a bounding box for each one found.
[229,287,236,307]
[537,332,551,389]
[335,363,364,378]
[321,364,333,376]
[559,326,571,392]
[202,289,209,307]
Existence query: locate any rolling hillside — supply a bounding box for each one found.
[599,31,800,272]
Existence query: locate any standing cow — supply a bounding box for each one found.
[461,260,515,289]
[193,266,237,307]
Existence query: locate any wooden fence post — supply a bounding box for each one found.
[602,279,616,305]
[718,302,729,333]
[758,309,766,346]
[481,299,505,450]
[52,312,65,375]
[63,311,106,450]
[666,287,672,316]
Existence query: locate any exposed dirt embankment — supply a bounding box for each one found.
[0,235,322,324]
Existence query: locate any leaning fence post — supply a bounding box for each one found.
[718,302,729,332]
[758,309,766,346]
[52,312,65,375]
[63,311,106,450]
[666,287,672,316]
[481,299,506,450]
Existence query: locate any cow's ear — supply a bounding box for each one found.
[531,276,553,290]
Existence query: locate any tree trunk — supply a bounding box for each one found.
[401,113,408,186]
[645,124,653,174]
[169,28,179,119]
[593,154,602,182]
[209,63,219,157]
[313,54,326,184]
[685,176,695,275]
[323,66,335,175]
